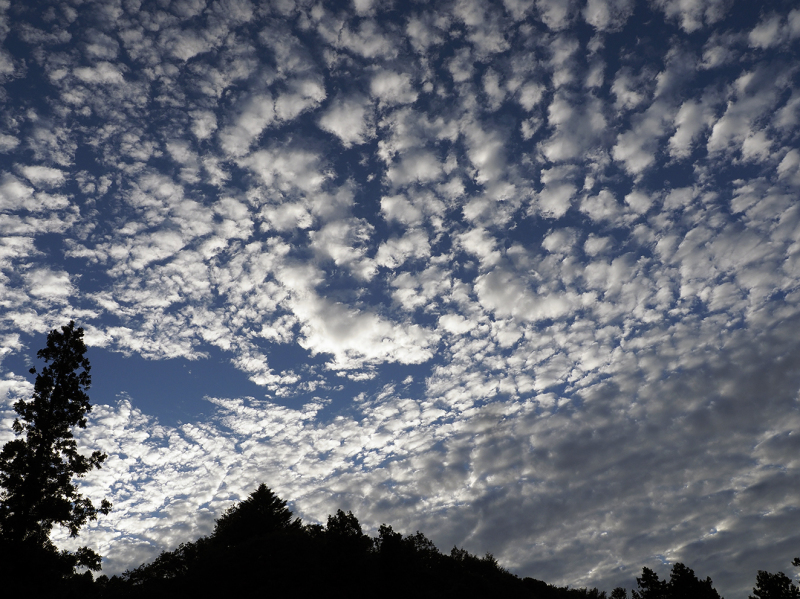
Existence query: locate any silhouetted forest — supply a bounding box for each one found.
[93,483,613,599]
[2,323,800,598]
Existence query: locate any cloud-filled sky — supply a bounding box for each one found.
[2,0,800,595]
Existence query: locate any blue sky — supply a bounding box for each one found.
[1,0,800,595]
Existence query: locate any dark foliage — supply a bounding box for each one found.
[213,483,300,546]
[0,321,110,595]
[100,483,608,599]
[631,563,722,599]
[750,570,800,599]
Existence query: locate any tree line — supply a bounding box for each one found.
[1,322,798,598]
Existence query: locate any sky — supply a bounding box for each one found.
[1,0,799,595]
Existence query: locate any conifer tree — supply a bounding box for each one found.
[0,321,111,573]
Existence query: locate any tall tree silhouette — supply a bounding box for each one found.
[632,567,667,599]
[212,482,300,547]
[0,321,111,578]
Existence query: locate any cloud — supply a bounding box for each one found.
[318,96,374,147]
[375,229,431,269]
[275,78,326,121]
[706,67,783,159]
[612,100,672,175]
[290,290,438,369]
[651,0,732,33]
[748,10,800,49]
[668,99,712,159]
[475,266,577,322]
[0,133,19,152]
[18,165,67,188]
[218,93,275,157]
[308,218,376,280]
[73,61,125,85]
[539,92,607,162]
[535,0,576,30]
[370,70,418,106]
[583,0,634,31]
[405,12,447,53]
[611,67,651,111]
[24,268,74,299]
[340,19,398,59]
[244,145,329,194]
[386,151,443,186]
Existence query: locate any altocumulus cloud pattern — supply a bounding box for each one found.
[1,0,800,595]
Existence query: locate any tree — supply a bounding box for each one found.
[632,567,667,599]
[667,562,721,599]
[750,571,800,599]
[325,508,374,554]
[212,483,300,547]
[630,563,722,599]
[0,321,111,573]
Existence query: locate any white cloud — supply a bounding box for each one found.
[371,70,418,107]
[584,234,611,256]
[275,78,326,121]
[624,189,653,214]
[516,81,543,111]
[190,110,218,140]
[537,183,576,219]
[308,218,376,280]
[338,19,397,59]
[219,94,275,157]
[463,121,507,184]
[580,189,620,222]
[405,12,447,53]
[73,61,125,85]
[0,48,13,76]
[539,92,606,162]
[386,150,443,186]
[292,292,437,369]
[447,47,475,84]
[18,165,67,188]
[244,145,328,194]
[0,174,33,210]
[611,67,650,110]
[613,101,673,175]
[375,229,431,269]
[318,96,374,147]
[24,268,74,299]
[535,0,576,30]
[381,194,424,226]
[542,228,578,254]
[777,149,800,187]
[475,266,577,322]
[774,91,800,130]
[668,100,712,159]
[583,0,634,31]
[707,68,782,158]
[438,313,475,335]
[652,0,731,33]
[748,10,800,49]
[0,133,19,152]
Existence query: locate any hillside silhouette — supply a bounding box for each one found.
[96,483,608,598]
